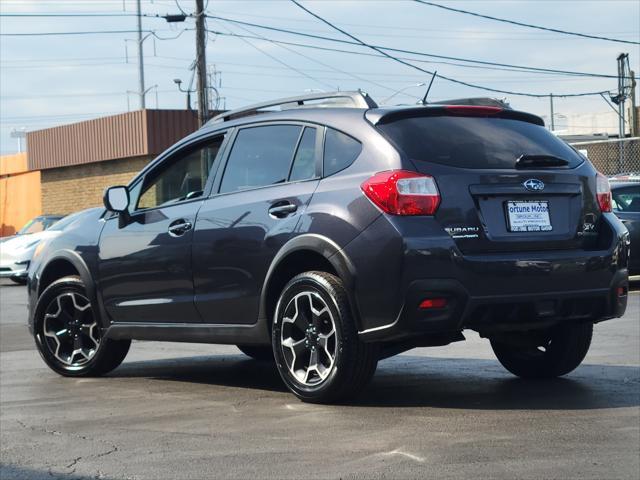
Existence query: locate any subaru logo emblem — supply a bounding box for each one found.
[523,179,545,191]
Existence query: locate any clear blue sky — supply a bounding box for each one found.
[1,0,639,154]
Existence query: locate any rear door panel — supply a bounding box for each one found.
[192,181,318,324]
[191,122,322,325]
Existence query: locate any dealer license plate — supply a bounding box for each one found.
[506,200,552,232]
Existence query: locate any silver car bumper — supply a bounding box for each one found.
[0,262,29,278]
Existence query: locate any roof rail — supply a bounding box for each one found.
[206,90,378,125]
[429,97,512,109]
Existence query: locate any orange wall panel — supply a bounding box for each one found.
[0,152,29,176]
[0,170,42,237]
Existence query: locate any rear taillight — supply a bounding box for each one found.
[361,170,440,215]
[596,172,612,213]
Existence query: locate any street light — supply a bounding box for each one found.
[174,78,194,111]
[382,82,426,105]
[10,128,27,153]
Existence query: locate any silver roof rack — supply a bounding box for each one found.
[206,90,378,125]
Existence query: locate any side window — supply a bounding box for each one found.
[220,125,302,193]
[323,128,362,177]
[137,135,224,210]
[289,127,318,182]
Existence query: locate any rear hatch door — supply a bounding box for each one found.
[374,107,602,254]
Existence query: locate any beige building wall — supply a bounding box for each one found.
[41,155,151,215]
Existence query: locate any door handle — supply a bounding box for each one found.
[168,219,193,237]
[268,203,298,218]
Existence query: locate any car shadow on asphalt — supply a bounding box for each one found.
[111,354,640,410]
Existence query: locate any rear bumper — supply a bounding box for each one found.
[360,274,628,341]
[344,213,630,342]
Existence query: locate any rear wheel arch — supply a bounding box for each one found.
[260,234,359,331]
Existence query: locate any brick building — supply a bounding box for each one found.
[27,109,198,215]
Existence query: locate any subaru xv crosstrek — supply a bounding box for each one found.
[27,91,630,403]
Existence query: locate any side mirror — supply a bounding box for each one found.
[103,186,130,213]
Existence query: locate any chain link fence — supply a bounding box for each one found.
[569,137,640,176]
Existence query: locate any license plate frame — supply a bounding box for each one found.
[505,200,552,232]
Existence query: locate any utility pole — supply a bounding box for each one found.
[195,0,209,126]
[617,53,627,139]
[136,0,146,109]
[630,70,637,137]
[614,53,631,173]
[549,93,555,132]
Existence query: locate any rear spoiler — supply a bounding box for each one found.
[429,97,511,109]
[366,105,545,127]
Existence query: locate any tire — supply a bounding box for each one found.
[237,345,274,361]
[10,276,27,285]
[33,276,131,377]
[272,271,378,403]
[490,322,593,379]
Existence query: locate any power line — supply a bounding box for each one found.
[0,56,606,84]
[209,8,639,37]
[0,28,190,41]
[1,111,124,122]
[207,31,599,78]
[0,29,151,36]
[0,30,152,37]
[213,22,336,91]
[205,14,625,79]
[289,1,612,99]
[0,53,615,79]
[1,90,175,100]
[2,12,630,79]
[205,29,620,86]
[212,19,399,95]
[0,13,137,17]
[414,1,640,45]
[4,10,637,42]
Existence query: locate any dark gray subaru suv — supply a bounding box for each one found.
[27,91,630,403]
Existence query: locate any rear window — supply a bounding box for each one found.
[377,116,583,169]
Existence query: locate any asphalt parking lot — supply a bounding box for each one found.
[1,279,638,480]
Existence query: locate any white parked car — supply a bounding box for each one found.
[0,215,64,245]
[0,214,78,284]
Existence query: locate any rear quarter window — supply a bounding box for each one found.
[377,116,584,169]
[323,128,362,176]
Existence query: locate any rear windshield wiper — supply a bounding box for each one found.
[516,154,569,168]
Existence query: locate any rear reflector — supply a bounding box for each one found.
[596,172,612,213]
[419,298,447,309]
[361,170,440,215]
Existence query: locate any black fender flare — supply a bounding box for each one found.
[37,250,106,327]
[258,233,359,328]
